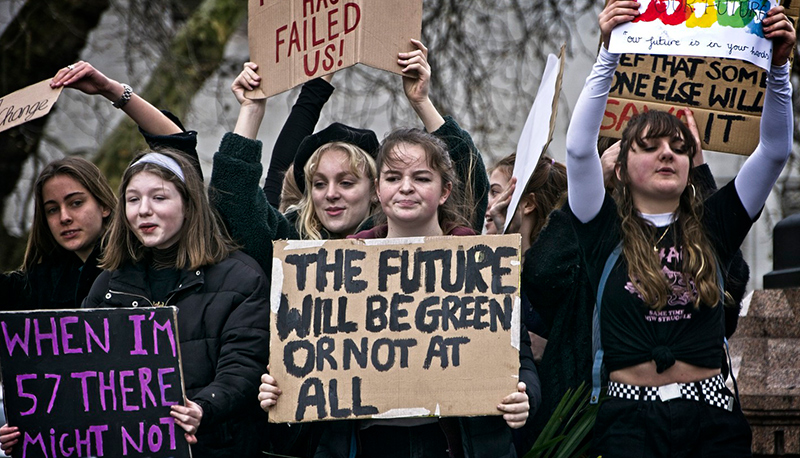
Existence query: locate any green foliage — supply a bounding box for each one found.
[523,383,600,458]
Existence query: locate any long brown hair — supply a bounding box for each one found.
[375,128,470,232]
[23,157,116,272]
[523,155,567,244]
[101,149,234,270]
[615,111,720,310]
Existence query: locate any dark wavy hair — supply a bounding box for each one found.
[615,110,720,310]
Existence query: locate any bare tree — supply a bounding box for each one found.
[0,0,111,271]
[329,0,594,162]
[93,0,248,188]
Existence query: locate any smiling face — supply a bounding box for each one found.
[125,171,185,249]
[42,175,110,262]
[619,129,691,214]
[377,142,451,237]
[310,148,373,236]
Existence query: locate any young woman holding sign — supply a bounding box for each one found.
[209,39,487,274]
[563,0,794,455]
[258,126,540,457]
[75,150,270,457]
[0,62,199,454]
[209,39,489,457]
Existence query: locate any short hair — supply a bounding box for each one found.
[23,157,116,272]
[101,149,234,270]
[296,142,377,239]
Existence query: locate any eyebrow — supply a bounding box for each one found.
[44,191,87,206]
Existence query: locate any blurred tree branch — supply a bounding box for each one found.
[0,0,111,271]
[94,0,247,188]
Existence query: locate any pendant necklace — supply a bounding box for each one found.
[653,225,670,252]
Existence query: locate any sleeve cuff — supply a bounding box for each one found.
[220,132,263,163]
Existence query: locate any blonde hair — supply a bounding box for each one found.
[296,142,377,239]
[615,111,719,311]
[279,163,303,213]
[101,149,234,270]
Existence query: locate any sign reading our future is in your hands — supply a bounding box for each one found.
[269,235,522,423]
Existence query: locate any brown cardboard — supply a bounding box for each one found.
[602,4,798,156]
[247,0,422,98]
[0,79,63,133]
[269,235,522,423]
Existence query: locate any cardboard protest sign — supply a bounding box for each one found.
[609,0,778,70]
[247,0,422,98]
[604,53,768,155]
[0,308,190,458]
[269,235,522,423]
[0,80,63,133]
[602,2,798,155]
[503,47,565,234]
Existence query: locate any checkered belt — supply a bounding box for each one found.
[607,374,734,411]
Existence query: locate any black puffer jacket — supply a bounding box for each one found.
[82,250,270,457]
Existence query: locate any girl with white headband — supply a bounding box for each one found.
[78,149,270,457]
[0,63,202,454]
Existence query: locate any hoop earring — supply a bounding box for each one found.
[690,183,697,200]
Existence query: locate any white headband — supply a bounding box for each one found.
[130,152,185,182]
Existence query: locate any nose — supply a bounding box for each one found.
[59,207,73,225]
[399,176,414,194]
[138,197,153,216]
[325,183,340,201]
[658,142,675,161]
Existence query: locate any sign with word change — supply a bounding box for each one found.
[0,308,190,458]
[247,0,422,98]
[609,0,777,70]
[0,80,63,133]
[269,235,522,423]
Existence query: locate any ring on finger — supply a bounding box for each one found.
[67,64,75,70]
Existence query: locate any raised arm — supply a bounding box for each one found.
[734,6,795,218]
[264,75,335,207]
[566,0,639,223]
[401,40,488,231]
[209,65,298,274]
[51,62,201,177]
[401,39,445,132]
[51,62,182,136]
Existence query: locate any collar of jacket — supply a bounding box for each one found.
[48,243,103,306]
[104,262,205,307]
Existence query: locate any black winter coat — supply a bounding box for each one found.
[1,245,103,311]
[82,251,270,458]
